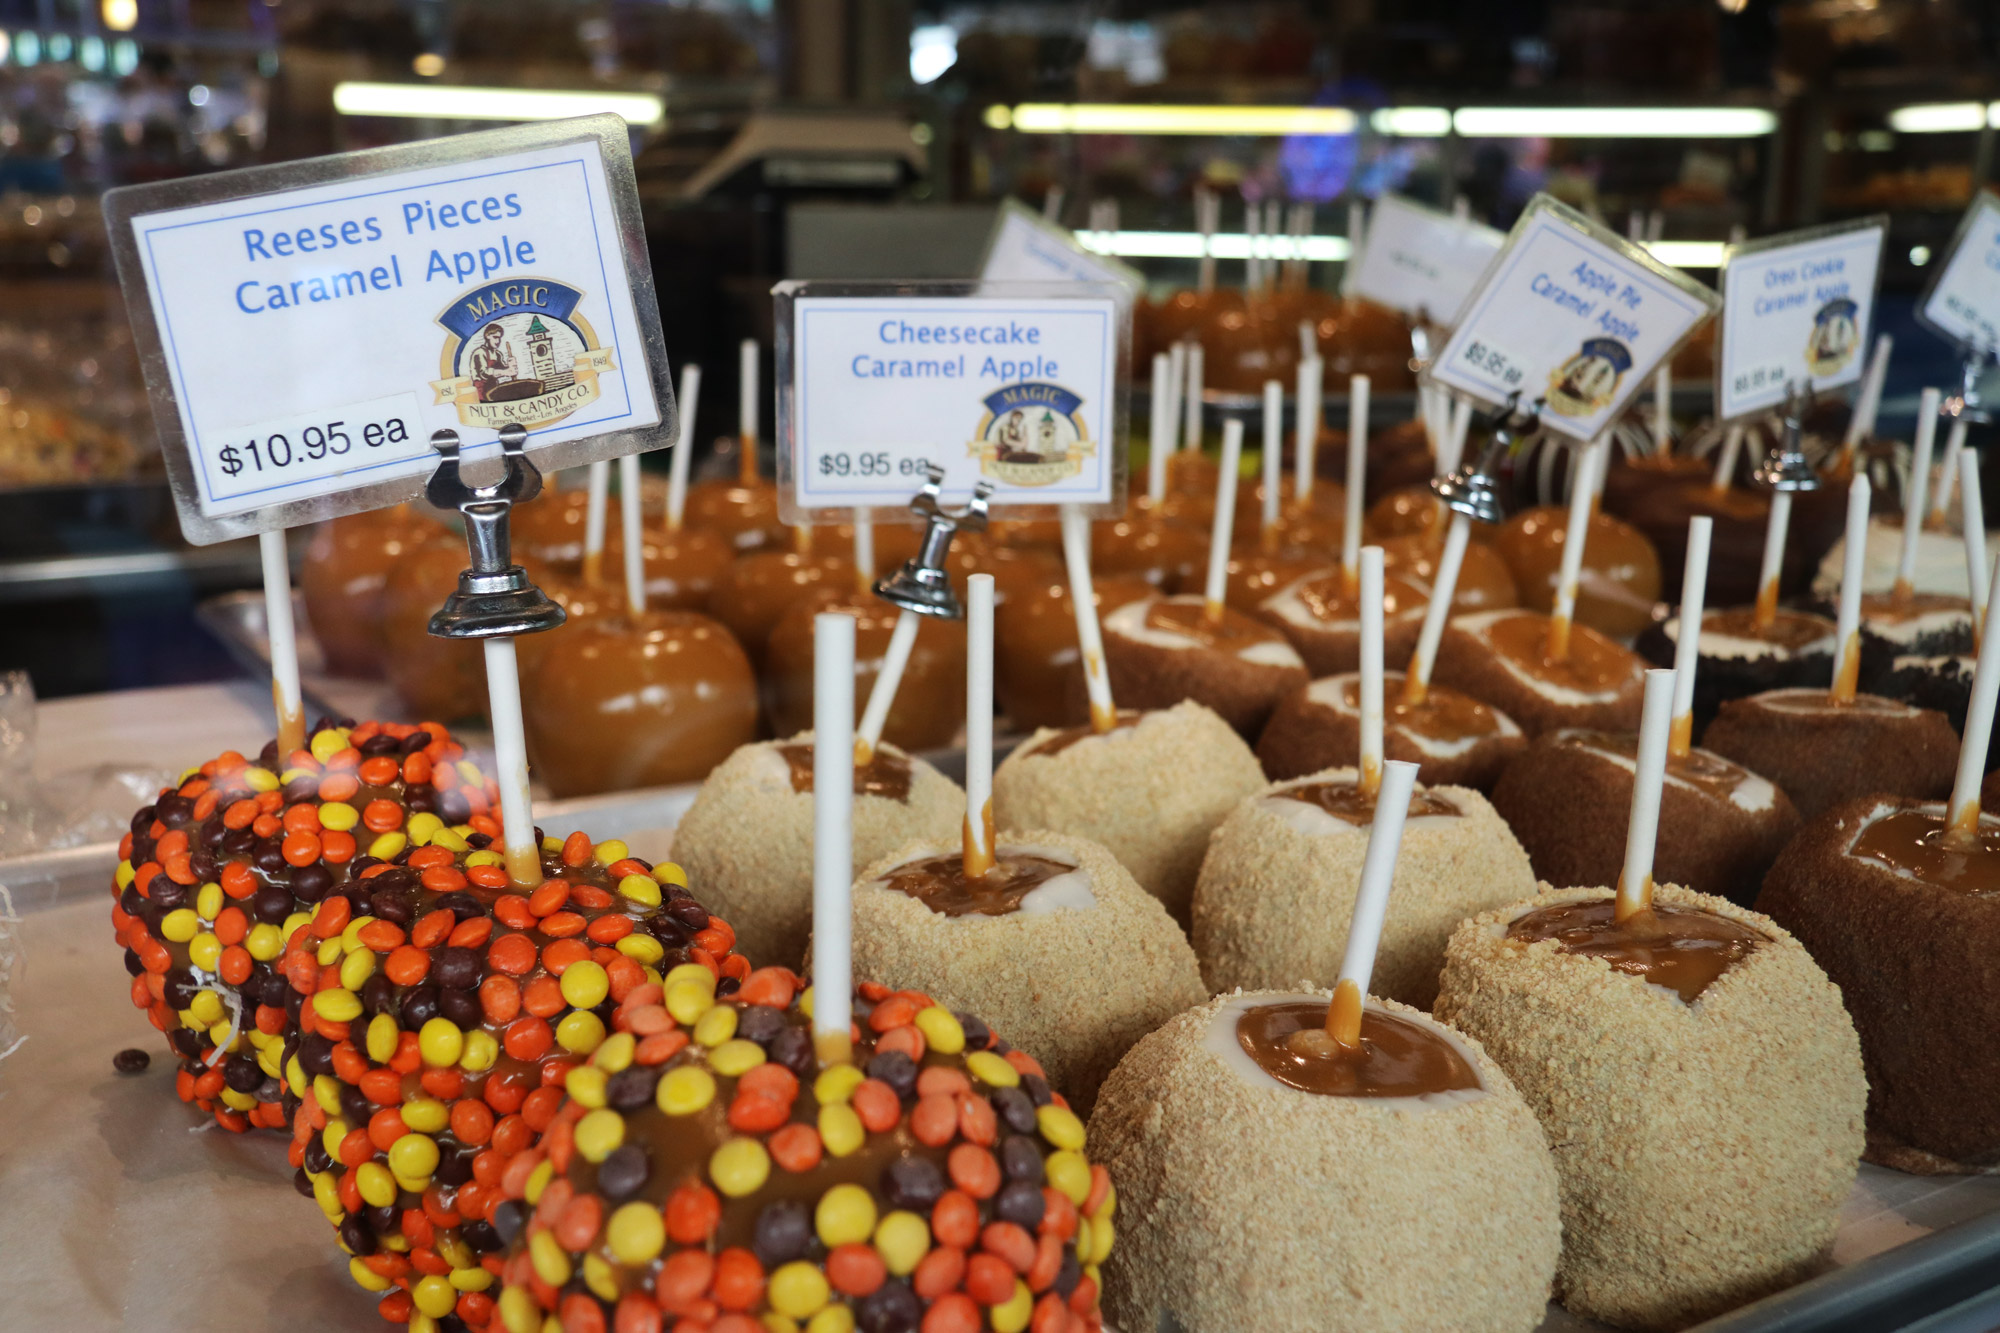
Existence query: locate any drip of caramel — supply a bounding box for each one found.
[1850,808,2000,893]
[881,851,1074,917]
[774,743,913,801]
[1702,607,1831,653]
[1506,899,1766,1002]
[1278,779,1460,825]
[1564,731,1753,803]
[1236,1000,1481,1097]
[1026,710,1143,758]
[1145,598,1286,652]
[1482,612,1640,692]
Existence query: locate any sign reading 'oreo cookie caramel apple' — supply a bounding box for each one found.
[106,115,672,543]
[774,281,1129,520]
[1430,194,1719,442]
[1717,217,1886,422]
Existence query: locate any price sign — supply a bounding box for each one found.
[1346,194,1505,325]
[1716,217,1886,421]
[106,115,672,544]
[774,280,1129,521]
[979,198,1144,295]
[1429,194,1719,442]
[1918,190,2000,353]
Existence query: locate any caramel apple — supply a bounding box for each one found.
[1257,671,1527,792]
[1097,594,1309,737]
[763,586,967,750]
[681,473,784,552]
[1635,606,1836,736]
[602,524,734,610]
[985,514,1063,550]
[1091,502,1206,592]
[1166,447,1220,498]
[1700,689,1958,820]
[946,535,1064,608]
[994,572,1154,730]
[1223,546,1334,614]
[704,542,854,666]
[377,533,489,722]
[1252,566,1426,675]
[1432,608,1648,737]
[1311,295,1417,389]
[507,484,591,571]
[298,504,439,677]
[519,608,758,796]
[1319,417,1436,503]
[1381,532,1519,613]
[1492,505,1663,639]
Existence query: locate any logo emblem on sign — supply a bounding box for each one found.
[1805,297,1860,377]
[429,279,619,430]
[969,382,1095,486]
[1547,336,1632,417]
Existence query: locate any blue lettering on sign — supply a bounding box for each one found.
[234,255,405,313]
[980,355,1059,379]
[849,354,966,378]
[436,277,579,339]
[876,319,1041,346]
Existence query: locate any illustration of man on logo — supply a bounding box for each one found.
[970,383,1093,486]
[1806,297,1859,377]
[1547,336,1632,417]
[430,279,620,430]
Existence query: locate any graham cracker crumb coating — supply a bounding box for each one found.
[1435,884,1866,1331]
[1191,768,1537,1008]
[1089,989,1561,1333]
[672,735,964,968]
[993,701,1267,927]
[850,829,1207,1114]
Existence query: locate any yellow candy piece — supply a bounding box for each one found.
[356,1161,399,1209]
[593,838,629,866]
[310,727,349,762]
[460,1029,499,1072]
[992,1280,1034,1333]
[694,1004,739,1048]
[807,1304,857,1333]
[219,1086,257,1111]
[339,948,377,991]
[318,800,360,832]
[316,1078,347,1120]
[582,1252,621,1302]
[654,861,689,888]
[663,962,716,992]
[615,934,665,965]
[605,1200,667,1265]
[873,1210,931,1276]
[194,881,224,921]
[556,1009,606,1054]
[316,936,344,967]
[528,1230,572,1288]
[189,989,225,1026]
[349,1257,393,1292]
[426,827,469,854]
[366,1013,401,1064]
[523,1158,554,1206]
[401,1097,449,1134]
[709,1137,771,1197]
[708,1038,766,1078]
[419,1017,465,1068]
[574,1107,626,1163]
[592,1032,636,1074]
[913,1007,966,1055]
[158,908,200,943]
[617,873,661,908]
[286,1054,308,1098]
[449,1267,494,1292]
[388,1132,440,1180]
[368,831,408,860]
[1036,1104,1086,1151]
[815,1183,877,1248]
[115,860,135,889]
[565,1066,608,1109]
[768,1262,831,1320]
[818,1103,865,1158]
[666,979,716,1026]
[497,1286,540,1333]
[241,765,279,792]
[1045,1150,1091,1206]
[657,1066,717,1116]
[312,988,363,1023]
[244,922,285,961]
[559,959,610,1009]
[814,1064,866,1106]
[312,1169,344,1221]
[464,849,504,869]
[187,933,223,973]
[1088,1212,1115,1263]
[965,1050,1019,1088]
[406,812,445,846]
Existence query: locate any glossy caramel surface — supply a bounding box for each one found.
[1236,1001,1480,1097]
[1507,899,1766,1002]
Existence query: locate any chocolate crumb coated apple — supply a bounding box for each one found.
[1090,989,1560,1333]
[1856,591,1974,693]
[1761,798,2000,1172]
[852,830,1205,1115]
[1097,594,1308,737]
[285,824,746,1326]
[487,974,1116,1333]
[1432,608,1647,737]
[1252,567,1428,676]
[1702,688,1958,820]
[1437,886,1865,1331]
[1491,730,1801,906]
[1192,767,1534,1007]
[1256,671,1527,792]
[674,737,963,968]
[992,701,1266,926]
[1635,607,1836,737]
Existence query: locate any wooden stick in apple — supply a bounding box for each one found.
[1261,379,1283,551]
[1148,352,1173,504]
[739,336,760,484]
[1947,548,2000,843]
[1342,374,1369,594]
[664,363,701,534]
[1062,505,1116,733]
[582,459,609,585]
[1322,758,1421,1050]
[1358,544,1386,799]
[1545,438,1605,661]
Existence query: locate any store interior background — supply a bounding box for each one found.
[3,0,1998,698]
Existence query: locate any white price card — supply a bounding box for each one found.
[1429,195,1719,442]
[774,280,1129,521]
[1918,191,2000,353]
[1717,217,1886,421]
[106,115,672,544]
[979,198,1144,295]
[1347,194,1505,326]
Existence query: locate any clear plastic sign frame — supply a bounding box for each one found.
[1346,193,1506,327]
[1916,189,2000,355]
[978,197,1146,296]
[774,278,1131,525]
[106,114,675,545]
[1715,215,1888,423]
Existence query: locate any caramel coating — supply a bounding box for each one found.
[994,573,1154,731]
[706,550,855,665]
[1492,506,1662,639]
[377,535,490,722]
[298,505,440,677]
[764,586,967,749]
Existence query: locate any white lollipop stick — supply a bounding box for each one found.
[1547,439,1603,660]
[666,363,701,532]
[1342,373,1370,585]
[258,530,306,756]
[1669,517,1714,757]
[583,459,610,585]
[1403,512,1471,704]
[963,574,996,877]
[1203,419,1245,620]
[1196,187,1218,293]
[1653,367,1672,458]
[738,337,760,483]
[852,512,875,592]
[1298,318,1315,360]
[854,611,918,764]
[1325,757,1420,1048]
[1441,395,1474,476]
[1842,334,1893,465]
[1358,545,1386,797]
[1262,380,1284,543]
[1948,548,2000,841]
[1896,387,1943,596]
[1831,475,1872,702]
[1754,490,1793,629]
[1340,200,1366,297]
[1295,355,1323,503]
[1183,344,1205,452]
[1061,506,1116,732]
[1962,449,1989,637]
[1935,417,1970,525]
[1166,341,1188,461]
[811,612,855,1065]
[1148,352,1172,503]
[1614,669,1678,922]
[1710,422,1744,493]
[619,454,645,616]
[482,638,540,888]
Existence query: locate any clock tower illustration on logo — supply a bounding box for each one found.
[526,315,558,385]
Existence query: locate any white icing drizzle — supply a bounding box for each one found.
[1202,991,1488,1111]
[1865,605,1974,647]
[1105,597,1306,670]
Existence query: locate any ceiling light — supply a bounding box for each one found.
[1887,102,1990,133]
[1453,106,1777,138]
[1370,107,1451,137]
[1646,240,1725,268]
[331,83,665,126]
[1005,104,1357,136]
[1076,230,1353,262]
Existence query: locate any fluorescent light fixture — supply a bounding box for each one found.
[1888,101,1995,133]
[1006,103,1358,136]
[910,24,957,85]
[1076,230,1353,262]
[1370,106,1451,137]
[331,82,665,127]
[1453,106,1777,138]
[1644,240,1726,268]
